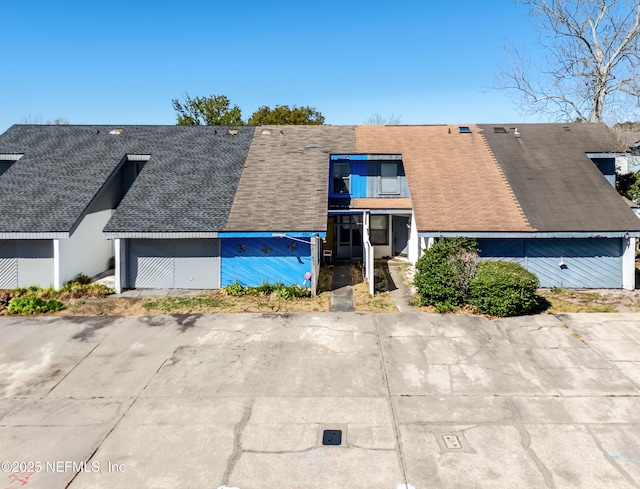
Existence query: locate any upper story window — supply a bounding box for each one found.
[0,154,23,178]
[332,162,350,194]
[380,162,399,194]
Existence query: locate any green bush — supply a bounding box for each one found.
[59,281,114,298]
[222,281,310,299]
[8,296,64,315]
[413,237,478,311]
[222,281,247,296]
[470,261,539,317]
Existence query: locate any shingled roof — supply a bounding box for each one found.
[479,123,640,232]
[225,125,357,232]
[0,125,129,235]
[0,125,252,236]
[103,126,252,235]
[356,125,534,233]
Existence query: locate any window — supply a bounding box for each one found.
[370,215,389,245]
[332,162,350,194]
[380,163,399,194]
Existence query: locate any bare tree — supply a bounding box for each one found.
[363,112,402,125]
[22,115,69,125]
[500,0,640,123]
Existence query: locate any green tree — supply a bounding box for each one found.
[247,105,325,125]
[172,93,244,125]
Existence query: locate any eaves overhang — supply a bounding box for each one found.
[0,232,69,239]
[103,231,219,239]
[418,231,640,239]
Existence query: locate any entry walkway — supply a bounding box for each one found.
[329,265,355,312]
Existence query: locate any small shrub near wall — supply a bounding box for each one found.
[470,261,539,317]
[413,237,479,312]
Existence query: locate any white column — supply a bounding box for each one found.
[622,236,636,290]
[114,238,123,294]
[407,213,419,264]
[53,239,61,290]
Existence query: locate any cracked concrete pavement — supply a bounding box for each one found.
[1,312,640,488]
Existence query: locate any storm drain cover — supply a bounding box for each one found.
[322,429,342,446]
[435,432,474,453]
[442,434,462,449]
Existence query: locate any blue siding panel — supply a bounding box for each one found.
[478,238,622,288]
[221,238,312,287]
[476,239,526,265]
[350,161,368,198]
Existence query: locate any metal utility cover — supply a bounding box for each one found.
[435,432,474,453]
[318,424,348,447]
[322,430,342,446]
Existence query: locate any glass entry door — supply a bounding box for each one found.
[335,214,363,259]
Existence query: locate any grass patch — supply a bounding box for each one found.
[538,288,629,313]
[142,296,233,314]
[353,283,396,312]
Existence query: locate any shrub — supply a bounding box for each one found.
[58,282,114,299]
[8,296,64,315]
[470,261,539,317]
[222,281,247,296]
[413,237,479,311]
[275,284,311,299]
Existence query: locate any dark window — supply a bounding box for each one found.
[370,215,389,245]
[332,162,350,194]
[458,126,472,134]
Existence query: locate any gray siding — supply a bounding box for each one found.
[0,240,54,288]
[477,238,622,288]
[127,239,220,289]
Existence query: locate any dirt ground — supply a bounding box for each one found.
[537,287,640,313]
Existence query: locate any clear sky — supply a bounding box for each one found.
[1,0,541,133]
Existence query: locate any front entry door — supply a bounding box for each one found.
[335,214,363,259]
[392,215,410,256]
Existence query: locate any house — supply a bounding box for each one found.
[0,125,127,289]
[1,122,637,292]
[356,123,640,289]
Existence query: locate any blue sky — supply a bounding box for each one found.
[1,0,540,133]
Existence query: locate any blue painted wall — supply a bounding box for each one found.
[328,160,409,199]
[477,238,623,288]
[221,238,312,287]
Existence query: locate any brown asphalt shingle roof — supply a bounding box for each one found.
[225,125,356,232]
[356,125,533,232]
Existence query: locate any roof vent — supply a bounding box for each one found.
[228,129,239,135]
[458,126,472,134]
[493,127,507,134]
[514,128,521,138]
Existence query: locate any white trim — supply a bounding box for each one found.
[0,232,69,239]
[53,239,61,290]
[419,231,640,239]
[103,232,219,239]
[114,239,122,294]
[623,237,636,290]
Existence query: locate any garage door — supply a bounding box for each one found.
[0,240,54,289]
[477,238,622,288]
[127,239,220,289]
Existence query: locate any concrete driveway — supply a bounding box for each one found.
[1,312,640,488]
